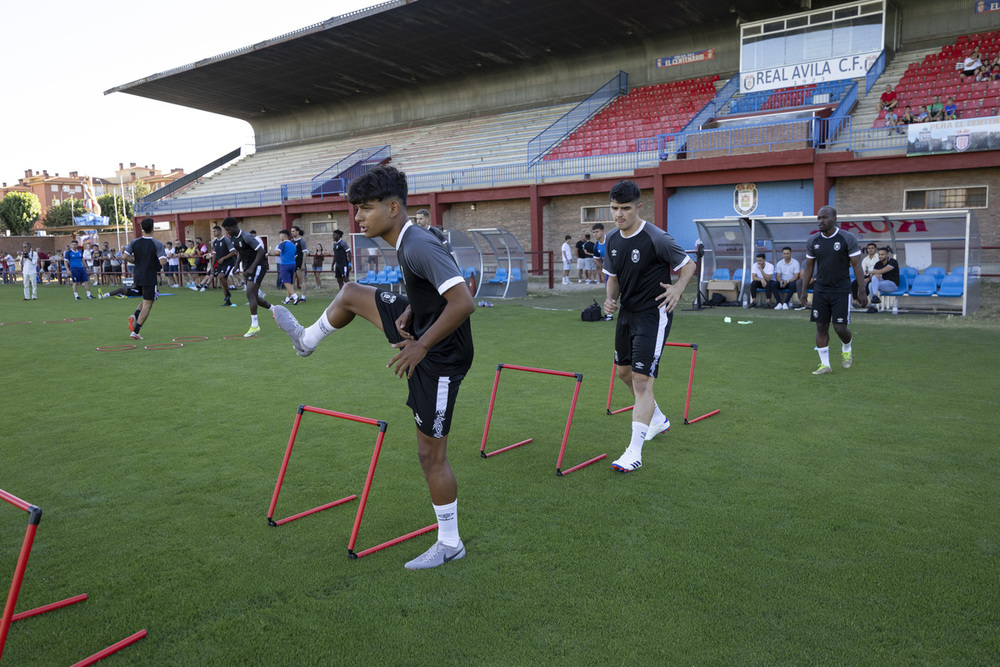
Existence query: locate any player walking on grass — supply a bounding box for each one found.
[222,216,273,337]
[121,218,167,340]
[273,166,475,570]
[602,180,695,473]
[64,240,94,300]
[799,205,867,375]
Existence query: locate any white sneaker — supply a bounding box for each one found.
[645,417,670,440]
[611,447,642,473]
[272,305,314,356]
[404,540,465,570]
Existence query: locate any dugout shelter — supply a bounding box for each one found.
[695,211,981,315]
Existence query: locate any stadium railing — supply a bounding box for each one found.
[527,71,628,167]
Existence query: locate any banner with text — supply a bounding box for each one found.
[657,48,715,69]
[975,1,1000,14]
[907,115,1000,155]
[740,51,881,93]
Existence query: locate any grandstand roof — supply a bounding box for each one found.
[105,0,834,121]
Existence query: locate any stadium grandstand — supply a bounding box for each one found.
[106,0,1000,304]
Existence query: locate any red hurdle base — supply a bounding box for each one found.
[70,629,147,667]
[606,342,719,425]
[267,405,438,559]
[480,363,606,475]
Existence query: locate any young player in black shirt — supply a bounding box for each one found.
[273,166,475,570]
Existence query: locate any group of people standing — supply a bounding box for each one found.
[560,224,607,285]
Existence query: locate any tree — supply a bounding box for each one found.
[0,191,41,235]
[42,198,87,228]
[97,193,133,226]
[131,179,151,201]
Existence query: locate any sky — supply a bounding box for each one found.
[0,0,383,187]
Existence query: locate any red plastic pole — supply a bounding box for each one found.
[686,409,721,424]
[0,490,30,513]
[555,377,583,471]
[480,366,503,456]
[271,496,357,527]
[347,426,388,554]
[682,345,697,422]
[605,359,616,414]
[350,523,438,559]
[499,363,578,378]
[1,523,37,659]
[559,453,608,475]
[483,438,532,458]
[70,629,147,667]
[267,408,305,524]
[302,405,381,426]
[11,593,87,623]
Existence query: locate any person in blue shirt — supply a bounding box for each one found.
[273,229,303,305]
[63,239,93,300]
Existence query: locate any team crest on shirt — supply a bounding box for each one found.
[833,242,841,251]
[380,292,397,303]
[631,249,640,263]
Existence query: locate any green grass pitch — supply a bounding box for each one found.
[1,281,999,664]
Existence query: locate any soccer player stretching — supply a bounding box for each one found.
[799,205,867,374]
[222,216,273,337]
[273,166,475,570]
[603,180,695,473]
[121,218,167,340]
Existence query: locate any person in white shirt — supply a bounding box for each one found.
[773,246,804,310]
[20,242,39,300]
[853,242,878,304]
[749,253,778,308]
[560,234,573,285]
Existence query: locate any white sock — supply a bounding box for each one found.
[817,346,830,367]
[842,339,852,354]
[86,290,91,297]
[433,500,460,548]
[302,315,336,349]
[251,314,259,327]
[652,402,666,424]
[629,421,647,455]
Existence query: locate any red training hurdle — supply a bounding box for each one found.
[605,342,720,425]
[480,363,606,475]
[267,405,437,559]
[1,488,145,664]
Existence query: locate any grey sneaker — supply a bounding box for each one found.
[404,540,465,570]
[272,305,314,357]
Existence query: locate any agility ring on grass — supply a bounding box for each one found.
[96,345,138,352]
[172,336,209,343]
[64,317,93,322]
[43,320,72,324]
[267,405,438,560]
[144,343,184,350]
[0,321,31,326]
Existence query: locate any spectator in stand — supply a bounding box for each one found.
[900,105,916,125]
[852,242,878,304]
[878,84,898,112]
[916,105,930,123]
[885,108,902,133]
[749,252,779,308]
[961,49,982,82]
[991,63,1000,80]
[943,95,959,120]
[928,95,944,122]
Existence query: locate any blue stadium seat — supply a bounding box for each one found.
[385,268,399,284]
[923,266,946,288]
[908,274,938,296]
[463,266,477,279]
[357,270,377,284]
[712,268,731,280]
[900,266,918,284]
[883,273,908,297]
[511,267,522,280]
[733,269,744,283]
[488,267,508,283]
[936,274,964,297]
[375,270,388,285]
[950,266,965,276]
